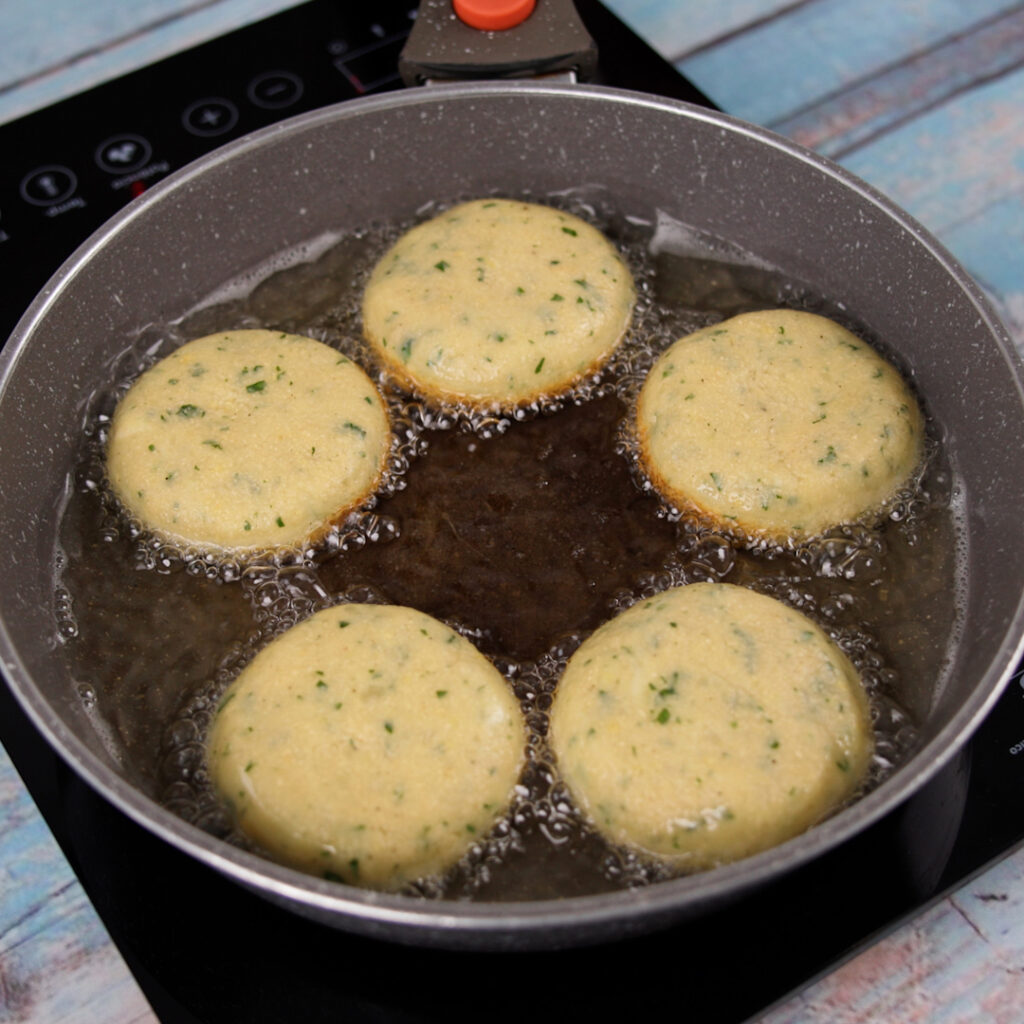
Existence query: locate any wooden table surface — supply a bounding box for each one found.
[2,2,1024,1021]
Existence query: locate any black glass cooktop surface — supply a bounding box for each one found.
[2,2,1023,1021]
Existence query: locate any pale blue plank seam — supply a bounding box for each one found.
[779,34,1024,158]
[826,57,1024,162]
[0,0,304,125]
[0,0,228,99]
[661,0,817,62]
[0,880,79,952]
[677,0,1021,127]
[772,6,1024,159]
[837,66,1024,235]
[764,4,1024,129]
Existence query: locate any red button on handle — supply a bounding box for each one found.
[453,0,537,31]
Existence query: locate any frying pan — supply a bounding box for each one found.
[2,3,1024,953]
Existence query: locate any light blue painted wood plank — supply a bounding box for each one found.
[0,0,303,125]
[2,888,157,1024]
[601,0,793,59]
[676,0,1022,125]
[771,6,1024,159]
[839,64,1024,236]
[762,843,1024,1023]
[0,744,156,1023]
[0,1,212,85]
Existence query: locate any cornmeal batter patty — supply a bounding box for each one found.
[549,582,872,869]
[207,603,526,890]
[106,329,390,554]
[636,309,924,541]
[361,198,635,409]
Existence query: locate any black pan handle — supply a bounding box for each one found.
[398,0,598,85]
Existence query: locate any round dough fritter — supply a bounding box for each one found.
[106,329,390,553]
[207,603,526,890]
[361,198,635,409]
[549,582,872,869]
[636,309,924,540]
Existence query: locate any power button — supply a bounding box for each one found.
[20,166,78,207]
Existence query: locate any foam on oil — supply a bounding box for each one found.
[52,192,963,899]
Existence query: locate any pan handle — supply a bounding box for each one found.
[398,0,598,86]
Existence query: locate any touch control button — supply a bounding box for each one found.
[20,165,78,207]
[95,134,152,174]
[182,98,239,137]
[247,70,304,109]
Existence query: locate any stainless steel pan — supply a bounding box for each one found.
[2,69,1024,950]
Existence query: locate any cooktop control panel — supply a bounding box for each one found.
[0,2,416,341]
[0,0,709,343]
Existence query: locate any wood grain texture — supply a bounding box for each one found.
[769,6,1024,159]
[671,0,1020,124]
[762,842,1024,1023]
[602,0,798,56]
[0,0,303,125]
[0,745,156,1024]
[837,66,1024,233]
